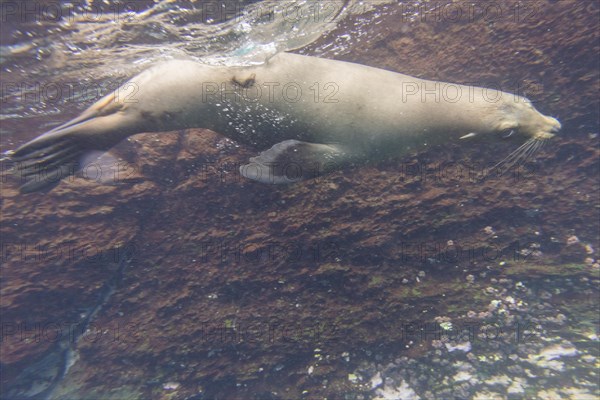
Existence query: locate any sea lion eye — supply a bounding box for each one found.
[501,129,515,139]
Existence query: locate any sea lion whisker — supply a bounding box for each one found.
[519,138,542,164]
[518,138,547,166]
[539,138,547,151]
[535,138,547,159]
[491,138,537,174]
[535,138,545,153]
[520,140,540,165]
[498,139,533,165]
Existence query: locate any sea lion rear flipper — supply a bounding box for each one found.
[239,140,354,184]
[7,111,135,193]
[7,131,88,193]
[9,144,109,194]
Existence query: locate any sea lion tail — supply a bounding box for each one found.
[5,112,133,193]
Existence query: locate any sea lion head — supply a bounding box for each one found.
[493,95,561,141]
[482,94,561,171]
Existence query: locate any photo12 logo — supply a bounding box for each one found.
[401,320,542,344]
[0,241,137,266]
[397,1,540,24]
[1,1,142,24]
[399,80,546,104]
[202,81,339,104]
[195,320,340,345]
[0,321,140,345]
[193,239,341,265]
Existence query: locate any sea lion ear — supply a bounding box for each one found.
[239,140,357,184]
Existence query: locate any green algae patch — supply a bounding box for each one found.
[53,382,143,400]
[368,275,385,287]
[503,262,593,277]
[315,263,351,274]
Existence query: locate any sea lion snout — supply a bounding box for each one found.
[510,98,561,140]
[548,116,562,132]
[535,115,561,139]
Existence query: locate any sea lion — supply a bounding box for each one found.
[5,52,561,192]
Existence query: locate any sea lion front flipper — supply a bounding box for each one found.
[239,140,355,184]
